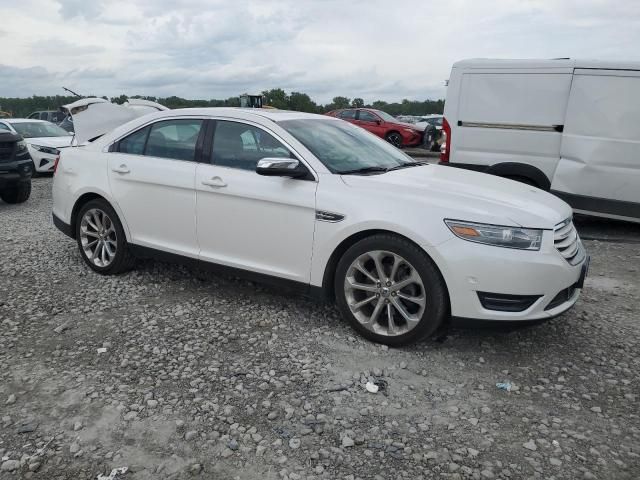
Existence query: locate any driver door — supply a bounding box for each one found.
[355,110,385,138]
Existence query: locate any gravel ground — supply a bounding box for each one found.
[1,177,639,480]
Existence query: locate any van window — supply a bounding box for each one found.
[460,73,571,126]
[564,74,640,140]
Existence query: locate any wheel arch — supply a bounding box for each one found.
[486,162,551,190]
[70,192,130,241]
[320,229,451,311]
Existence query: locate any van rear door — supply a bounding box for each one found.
[554,69,640,220]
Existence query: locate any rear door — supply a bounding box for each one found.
[337,109,358,125]
[108,117,205,256]
[554,69,640,219]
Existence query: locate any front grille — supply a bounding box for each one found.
[0,141,14,161]
[554,218,584,265]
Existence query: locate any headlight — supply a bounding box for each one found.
[31,145,60,155]
[445,220,542,250]
[16,140,28,152]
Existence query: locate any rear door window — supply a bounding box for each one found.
[144,119,203,161]
[338,110,357,120]
[117,126,150,155]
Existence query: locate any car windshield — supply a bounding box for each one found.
[372,110,400,123]
[11,122,70,138]
[279,119,416,174]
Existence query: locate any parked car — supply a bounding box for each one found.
[0,130,33,203]
[27,110,66,123]
[415,114,443,131]
[52,108,589,346]
[326,108,423,147]
[441,58,640,223]
[0,119,74,173]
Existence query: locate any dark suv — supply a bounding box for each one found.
[0,131,33,203]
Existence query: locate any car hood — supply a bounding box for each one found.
[25,136,74,148]
[61,98,168,144]
[340,165,572,229]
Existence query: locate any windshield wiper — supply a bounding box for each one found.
[387,161,430,171]
[338,166,390,175]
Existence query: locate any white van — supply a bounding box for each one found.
[441,59,640,223]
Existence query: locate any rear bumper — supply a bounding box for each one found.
[52,212,74,238]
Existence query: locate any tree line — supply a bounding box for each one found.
[0,89,444,118]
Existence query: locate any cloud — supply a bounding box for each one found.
[2,0,640,102]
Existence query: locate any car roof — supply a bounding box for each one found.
[157,107,336,123]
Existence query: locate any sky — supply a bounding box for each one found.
[1,0,639,103]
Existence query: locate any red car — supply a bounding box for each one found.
[325,108,423,147]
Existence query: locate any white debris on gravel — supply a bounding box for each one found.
[0,178,639,479]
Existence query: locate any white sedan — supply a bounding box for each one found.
[0,119,74,173]
[52,108,589,346]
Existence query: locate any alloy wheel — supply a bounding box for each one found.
[344,250,426,337]
[79,208,117,267]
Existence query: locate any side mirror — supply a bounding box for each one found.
[256,158,308,178]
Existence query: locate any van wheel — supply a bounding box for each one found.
[334,234,448,347]
[385,132,402,148]
[75,199,135,275]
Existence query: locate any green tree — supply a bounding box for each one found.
[351,98,364,108]
[331,96,351,109]
[262,88,288,109]
[288,92,318,113]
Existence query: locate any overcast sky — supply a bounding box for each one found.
[1,0,639,103]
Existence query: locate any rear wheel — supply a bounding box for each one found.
[335,234,448,346]
[75,199,134,274]
[0,181,31,204]
[385,132,402,148]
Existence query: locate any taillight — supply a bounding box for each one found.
[440,117,451,163]
[53,155,60,175]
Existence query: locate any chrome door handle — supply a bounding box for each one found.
[112,164,130,174]
[201,176,227,188]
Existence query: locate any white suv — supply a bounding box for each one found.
[52,108,589,346]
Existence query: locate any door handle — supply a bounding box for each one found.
[112,164,130,174]
[201,176,227,188]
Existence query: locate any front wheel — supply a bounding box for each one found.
[0,181,31,204]
[334,234,448,346]
[385,132,403,148]
[75,199,134,274]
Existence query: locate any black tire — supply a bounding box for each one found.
[75,199,135,275]
[334,234,449,347]
[385,132,402,148]
[0,181,31,204]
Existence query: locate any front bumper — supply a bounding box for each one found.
[401,130,424,147]
[430,231,588,321]
[27,146,57,173]
[0,157,33,186]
